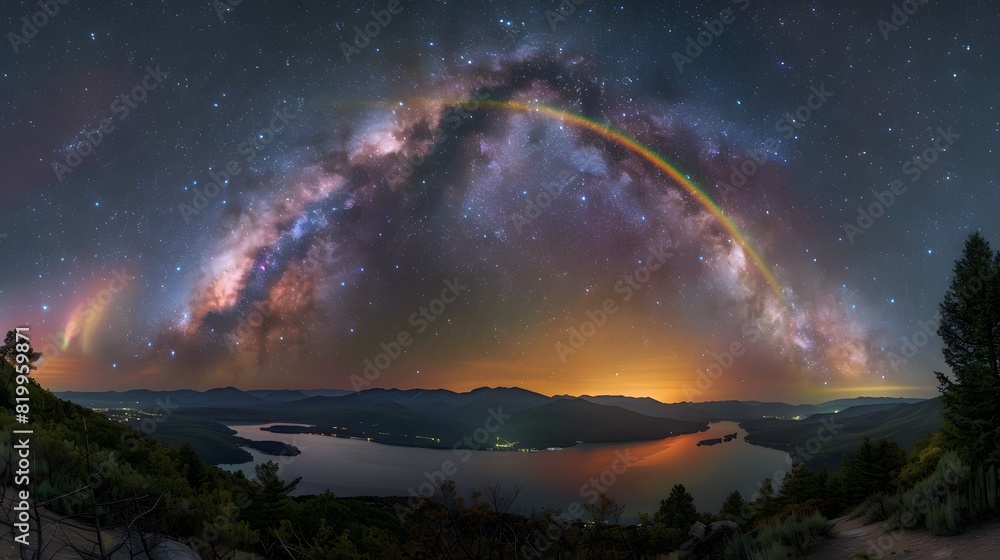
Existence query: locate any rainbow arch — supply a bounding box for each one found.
[379,96,784,301]
[466,99,783,302]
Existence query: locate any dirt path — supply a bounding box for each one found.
[0,493,199,560]
[811,515,1000,559]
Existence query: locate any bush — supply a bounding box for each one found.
[925,493,965,536]
[883,452,965,533]
[722,532,755,559]
[933,459,1000,530]
[898,432,945,490]
[882,451,1000,536]
[749,541,793,560]
[723,512,832,559]
[776,501,822,522]
[967,463,999,517]
[852,493,902,525]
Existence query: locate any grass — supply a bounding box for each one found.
[724,512,833,559]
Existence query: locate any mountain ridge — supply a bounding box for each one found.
[56,386,938,467]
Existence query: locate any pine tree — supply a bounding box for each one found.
[836,437,906,504]
[655,483,697,530]
[254,460,302,504]
[0,330,41,409]
[752,477,781,520]
[718,490,750,525]
[780,462,825,506]
[179,443,210,490]
[935,233,1000,465]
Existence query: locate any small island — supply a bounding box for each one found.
[696,432,739,446]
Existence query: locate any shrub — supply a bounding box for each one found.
[723,512,832,559]
[749,541,793,560]
[883,452,1000,536]
[925,492,965,536]
[722,532,756,560]
[898,433,945,490]
[891,451,966,530]
[776,501,822,522]
[966,463,998,518]
[852,493,902,524]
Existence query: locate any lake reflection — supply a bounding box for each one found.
[219,421,790,523]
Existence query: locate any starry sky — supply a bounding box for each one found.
[1,0,997,402]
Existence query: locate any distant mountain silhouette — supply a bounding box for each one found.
[495,398,705,448]
[575,395,925,421]
[245,389,311,402]
[55,386,935,461]
[741,398,942,467]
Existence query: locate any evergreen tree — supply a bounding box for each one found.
[655,484,697,530]
[1,330,41,409]
[935,232,1000,464]
[718,490,750,525]
[752,477,781,520]
[2,329,42,368]
[780,462,826,506]
[255,460,301,499]
[835,437,906,504]
[179,443,210,490]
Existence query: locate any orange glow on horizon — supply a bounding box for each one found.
[33,355,99,390]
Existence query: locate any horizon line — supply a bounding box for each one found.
[51,384,937,407]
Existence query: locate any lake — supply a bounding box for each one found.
[219,421,790,524]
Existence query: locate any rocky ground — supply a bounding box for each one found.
[0,492,199,560]
[811,515,1000,559]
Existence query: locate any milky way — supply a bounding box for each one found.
[136,53,882,396]
[2,0,997,400]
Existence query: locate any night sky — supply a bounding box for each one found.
[2,0,997,402]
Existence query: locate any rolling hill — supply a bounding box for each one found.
[740,398,942,467]
[56,387,938,465]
